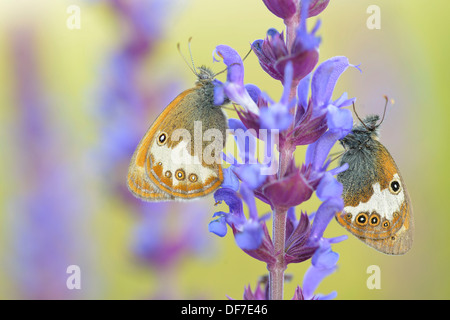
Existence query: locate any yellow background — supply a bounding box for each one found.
[0,0,448,299]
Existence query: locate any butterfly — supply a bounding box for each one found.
[335,102,414,255]
[127,62,229,201]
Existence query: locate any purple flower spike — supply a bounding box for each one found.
[262,0,298,20]
[213,45,259,115]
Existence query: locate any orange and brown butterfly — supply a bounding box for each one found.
[335,102,414,255]
[127,43,230,202]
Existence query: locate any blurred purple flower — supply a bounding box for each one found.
[8,29,88,299]
[133,203,211,268]
[95,0,213,299]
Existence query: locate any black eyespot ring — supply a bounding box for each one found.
[157,132,168,146]
[188,174,198,183]
[165,171,172,178]
[382,220,390,229]
[356,212,369,226]
[175,169,185,181]
[389,179,401,194]
[369,213,380,226]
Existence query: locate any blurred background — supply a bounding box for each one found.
[0,0,448,299]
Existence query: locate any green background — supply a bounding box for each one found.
[0,0,448,299]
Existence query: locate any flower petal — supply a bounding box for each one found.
[311,56,352,108]
[214,45,259,114]
[326,104,353,136]
[316,172,343,201]
[221,167,240,191]
[307,0,330,17]
[208,216,228,237]
[308,197,343,244]
[235,221,264,250]
[262,0,298,19]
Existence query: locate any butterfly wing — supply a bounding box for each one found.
[336,140,414,255]
[127,86,226,201]
[127,162,174,201]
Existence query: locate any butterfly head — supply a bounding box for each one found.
[340,114,380,150]
[196,66,215,83]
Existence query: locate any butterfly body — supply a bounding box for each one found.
[127,66,228,201]
[336,115,414,255]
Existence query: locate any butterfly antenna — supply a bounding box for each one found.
[352,101,371,131]
[177,39,198,76]
[187,37,198,75]
[242,46,253,62]
[376,95,390,128]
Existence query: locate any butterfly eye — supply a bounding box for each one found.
[355,212,369,226]
[175,169,186,181]
[157,132,168,146]
[389,179,401,194]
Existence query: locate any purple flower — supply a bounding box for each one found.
[253,158,315,210]
[262,0,330,20]
[133,204,210,268]
[209,0,361,301]
[301,236,346,300]
[288,56,360,146]
[242,281,269,300]
[262,0,298,20]
[213,45,259,115]
[252,22,320,81]
[259,62,296,131]
[9,30,88,299]
[208,169,270,251]
[308,0,331,18]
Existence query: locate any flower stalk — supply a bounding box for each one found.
[210,0,360,300]
[269,207,288,299]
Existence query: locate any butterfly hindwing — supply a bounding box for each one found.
[336,139,413,254]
